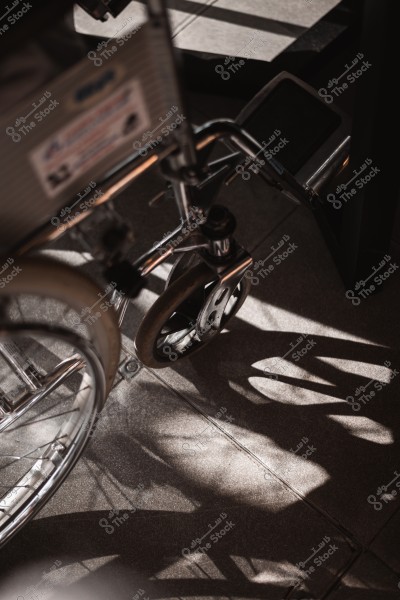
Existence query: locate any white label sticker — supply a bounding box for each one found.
[29,78,150,198]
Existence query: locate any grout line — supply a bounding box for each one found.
[319,551,363,599]
[366,500,400,550]
[248,203,299,254]
[368,548,400,581]
[322,546,400,599]
[172,0,220,39]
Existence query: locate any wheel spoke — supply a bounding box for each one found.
[156,279,245,361]
[8,406,81,431]
[0,435,66,472]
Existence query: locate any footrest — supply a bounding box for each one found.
[234,71,351,191]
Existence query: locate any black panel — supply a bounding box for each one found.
[241,79,341,175]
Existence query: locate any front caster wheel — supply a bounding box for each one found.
[135,261,251,368]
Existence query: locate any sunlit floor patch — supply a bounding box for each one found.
[328,415,394,445]
[318,357,393,385]
[248,376,337,406]
[151,406,330,507]
[39,249,93,267]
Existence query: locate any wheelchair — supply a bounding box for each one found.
[0,0,350,546]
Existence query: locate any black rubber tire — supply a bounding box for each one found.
[135,261,251,368]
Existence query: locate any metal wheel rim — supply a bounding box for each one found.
[0,323,105,548]
[156,280,244,361]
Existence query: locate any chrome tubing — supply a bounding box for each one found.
[15,120,316,257]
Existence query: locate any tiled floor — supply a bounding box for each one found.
[1,119,400,599]
[74,0,342,61]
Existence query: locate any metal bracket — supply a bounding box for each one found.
[196,246,253,340]
[119,358,141,380]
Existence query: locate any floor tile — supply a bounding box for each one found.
[370,508,400,575]
[325,551,400,600]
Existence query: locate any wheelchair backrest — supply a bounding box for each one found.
[0,9,184,252]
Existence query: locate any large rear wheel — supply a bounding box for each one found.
[0,256,120,547]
